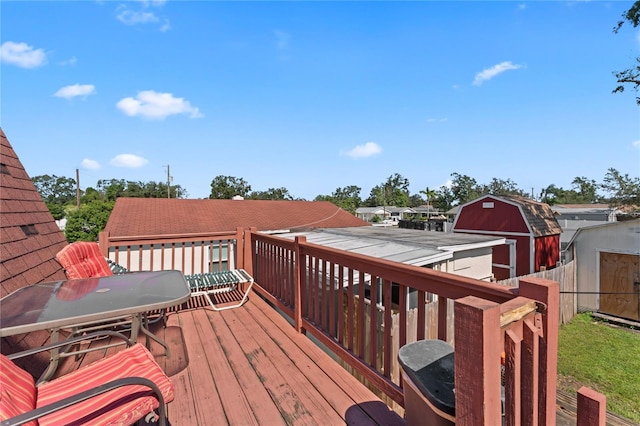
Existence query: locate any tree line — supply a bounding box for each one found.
[33,167,639,242]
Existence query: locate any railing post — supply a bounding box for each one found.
[454,295,502,425]
[98,231,108,256]
[235,227,244,269]
[519,277,559,425]
[577,387,606,426]
[243,227,256,276]
[294,236,306,333]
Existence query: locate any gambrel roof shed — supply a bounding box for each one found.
[452,195,562,280]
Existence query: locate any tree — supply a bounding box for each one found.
[480,178,525,197]
[433,185,455,211]
[64,201,115,243]
[366,173,410,207]
[450,173,480,206]
[419,187,437,217]
[571,176,599,203]
[31,174,76,205]
[613,1,640,104]
[209,175,251,199]
[315,186,362,214]
[248,187,293,200]
[600,167,640,209]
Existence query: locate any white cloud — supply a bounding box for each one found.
[54,84,96,99]
[275,30,291,50]
[0,41,46,68]
[473,61,523,86]
[116,90,203,120]
[115,2,170,30]
[117,8,159,25]
[342,142,382,159]
[59,56,77,66]
[632,140,640,149]
[110,154,149,168]
[81,158,101,170]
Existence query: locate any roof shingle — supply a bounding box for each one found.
[104,198,370,237]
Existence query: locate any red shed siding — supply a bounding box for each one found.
[491,236,532,280]
[454,199,530,234]
[534,234,560,271]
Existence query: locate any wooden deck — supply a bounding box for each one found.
[51,291,640,426]
[55,293,405,426]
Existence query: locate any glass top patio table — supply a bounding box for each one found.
[0,270,190,337]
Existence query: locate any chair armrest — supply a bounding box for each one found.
[7,330,132,360]
[0,376,168,426]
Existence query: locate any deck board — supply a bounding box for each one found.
[48,294,399,425]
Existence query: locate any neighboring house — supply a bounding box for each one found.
[564,219,640,321]
[0,128,69,373]
[355,206,414,223]
[452,195,562,280]
[551,204,620,251]
[103,197,370,273]
[278,226,505,308]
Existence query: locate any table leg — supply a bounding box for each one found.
[38,329,60,384]
[133,313,171,358]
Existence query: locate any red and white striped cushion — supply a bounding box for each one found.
[37,344,174,426]
[56,242,114,280]
[0,354,37,426]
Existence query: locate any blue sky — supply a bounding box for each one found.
[1,0,639,201]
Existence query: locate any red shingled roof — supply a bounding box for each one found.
[1,128,68,363]
[0,128,68,297]
[104,198,370,237]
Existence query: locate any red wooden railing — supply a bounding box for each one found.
[99,227,607,424]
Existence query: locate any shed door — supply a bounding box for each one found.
[599,252,640,321]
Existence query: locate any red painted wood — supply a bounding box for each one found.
[521,318,540,426]
[454,296,502,426]
[504,329,522,426]
[454,196,531,234]
[438,296,448,341]
[520,278,559,425]
[577,386,606,426]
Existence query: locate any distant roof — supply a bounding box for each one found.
[456,195,562,237]
[551,204,619,214]
[104,198,370,237]
[498,195,562,236]
[277,226,505,266]
[0,128,68,297]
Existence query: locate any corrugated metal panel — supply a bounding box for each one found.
[277,227,504,267]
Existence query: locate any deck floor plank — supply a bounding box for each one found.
[202,303,287,426]
[241,297,390,425]
[191,308,260,426]
[248,295,405,425]
[220,303,335,425]
[177,308,228,425]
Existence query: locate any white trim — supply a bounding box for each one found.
[453,228,531,238]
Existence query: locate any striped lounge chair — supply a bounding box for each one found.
[0,332,174,426]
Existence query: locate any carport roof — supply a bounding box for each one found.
[274,226,505,266]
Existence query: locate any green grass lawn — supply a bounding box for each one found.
[558,313,640,423]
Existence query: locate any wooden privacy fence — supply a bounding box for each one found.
[497,261,577,324]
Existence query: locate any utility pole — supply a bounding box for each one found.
[166,165,171,198]
[76,168,80,208]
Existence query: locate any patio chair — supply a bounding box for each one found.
[55,241,118,280]
[0,331,174,426]
[186,269,254,311]
[55,242,165,339]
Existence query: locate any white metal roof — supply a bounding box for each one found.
[274,226,505,267]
